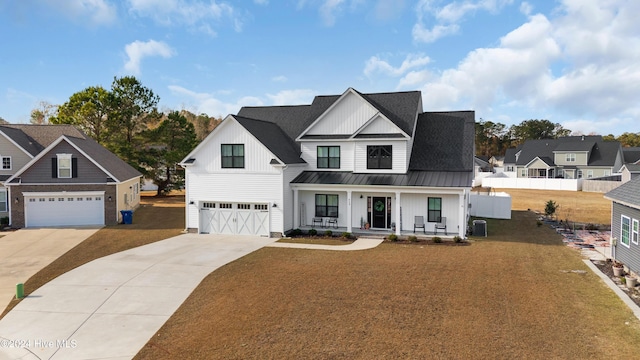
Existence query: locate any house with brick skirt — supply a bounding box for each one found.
[180,88,474,238]
[605,176,640,275]
[1,125,142,227]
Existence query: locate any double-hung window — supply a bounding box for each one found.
[317,146,340,169]
[221,144,244,168]
[633,219,639,245]
[57,154,72,178]
[621,215,631,247]
[566,153,576,162]
[367,145,392,169]
[315,194,338,218]
[428,197,442,222]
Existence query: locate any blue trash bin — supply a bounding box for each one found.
[121,210,133,224]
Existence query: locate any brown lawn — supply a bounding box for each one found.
[135,211,640,359]
[493,188,612,225]
[0,193,185,319]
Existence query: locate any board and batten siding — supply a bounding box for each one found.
[354,140,408,173]
[306,92,376,135]
[282,165,305,232]
[185,172,283,232]
[196,119,281,175]
[613,202,640,275]
[359,115,402,135]
[300,142,355,171]
[19,142,109,183]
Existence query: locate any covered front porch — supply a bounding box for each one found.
[291,184,468,238]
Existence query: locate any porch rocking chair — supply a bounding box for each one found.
[414,216,426,234]
[435,217,447,235]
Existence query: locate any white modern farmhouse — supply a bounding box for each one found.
[180,88,475,238]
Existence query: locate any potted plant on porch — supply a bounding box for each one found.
[612,261,624,277]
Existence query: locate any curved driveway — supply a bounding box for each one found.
[0,234,382,359]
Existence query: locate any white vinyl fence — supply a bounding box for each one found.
[470,192,512,219]
[482,177,582,191]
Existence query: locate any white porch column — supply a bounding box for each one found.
[346,190,352,233]
[458,191,465,238]
[395,191,401,235]
[293,188,299,229]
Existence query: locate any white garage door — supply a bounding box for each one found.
[199,202,269,236]
[25,191,105,227]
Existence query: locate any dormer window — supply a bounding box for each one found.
[57,154,72,178]
[565,153,576,162]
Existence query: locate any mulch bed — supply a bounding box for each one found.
[592,259,640,308]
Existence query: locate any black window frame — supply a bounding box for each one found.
[221,144,245,169]
[367,145,392,169]
[315,194,339,218]
[428,197,442,223]
[317,146,340,169]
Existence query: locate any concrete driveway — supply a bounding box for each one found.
[0,233,275,360]
[0,228,100,310]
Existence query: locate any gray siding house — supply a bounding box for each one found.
[605,176,640,275]
[502,136,624,179]
[1,125,142,228]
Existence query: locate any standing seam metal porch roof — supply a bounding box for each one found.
[291,171,473,188]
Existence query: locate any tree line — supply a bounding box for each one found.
[27,76,221,195]
[476,118,640,159]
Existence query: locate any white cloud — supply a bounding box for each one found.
[266,89,316,105]
[402,0,640,135]
[127,0,242,35]
[319,0,345,26]
[42,0,117,25]
[413,0,513,43]
[364,53,431,78]
[168,85,263,117]
[272,75,288,82]
[297,0,364,26]
[124,40,176,75]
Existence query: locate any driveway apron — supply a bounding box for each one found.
[0,228,100,311]
[0,234,275,360]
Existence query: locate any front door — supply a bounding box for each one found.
[372,197,386,228]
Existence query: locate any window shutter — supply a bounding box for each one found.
[72,158,78,178]
[51,158,57,178]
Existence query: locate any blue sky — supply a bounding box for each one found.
[1,0,639,136]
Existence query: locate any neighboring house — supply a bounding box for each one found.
[620,164,640,183]
[605,176,640,275]
[0,124,142,227]
[489,155,504,168]
[502,136,623,180]
[180,88,475,238]
[622,147,640,165]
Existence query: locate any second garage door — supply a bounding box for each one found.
[24,192,105,227]
[199,202,269,236]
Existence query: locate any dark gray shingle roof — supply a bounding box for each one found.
[512,136,619,167]
[291,171,473,188]
[605,176,640,209]
[409,111,475,171]
[2,124,141,182]
[622,147,640,164]
[234,116,306,164]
